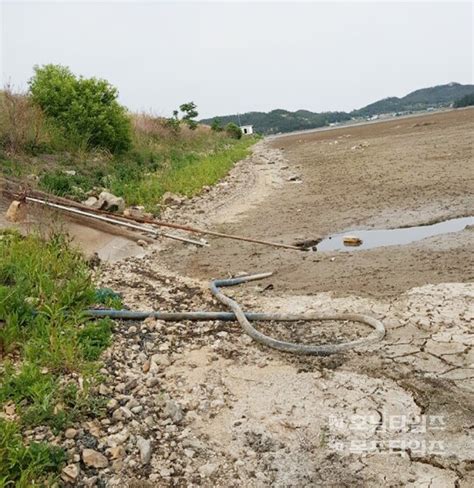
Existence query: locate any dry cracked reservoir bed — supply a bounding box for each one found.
[14,110,473,487]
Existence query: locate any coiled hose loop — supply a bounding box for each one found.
[87,272,385,356]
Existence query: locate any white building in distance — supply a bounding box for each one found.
[240,124,253,135]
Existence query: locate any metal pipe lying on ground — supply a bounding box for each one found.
[16,187,303,251]
[24,196,208,247]
[87,272,385,356]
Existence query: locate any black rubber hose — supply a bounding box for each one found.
[86,272,385,356]
[209,273,385,355]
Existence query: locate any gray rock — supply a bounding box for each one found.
[106,429,130,447]
[82,196,98,207]
[162,400,184,423]
[136,436,152,464]
[199,462,219,478]
[96,191,125,212]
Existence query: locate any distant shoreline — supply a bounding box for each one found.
[266,106,474,139]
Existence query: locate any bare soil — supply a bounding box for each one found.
[162,108,474,298]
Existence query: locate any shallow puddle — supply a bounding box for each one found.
[316,216,473,252]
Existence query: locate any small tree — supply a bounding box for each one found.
[225,122,242,139]
[179,101,198,130]
[211,118,223,132]
[29,64,131,153]
[165,109,181,133]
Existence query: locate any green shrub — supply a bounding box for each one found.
[39,170,91,198]
[0,419,66,487]
[29,64,132,153]
[211,118,223,132]
[0,232,112,442]
[225,122,242,139]
[78,319,113,361]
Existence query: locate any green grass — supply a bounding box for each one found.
[0,231,113,485]
[109,136,255,209]
[0,126,258,213]
[0,419,66,488]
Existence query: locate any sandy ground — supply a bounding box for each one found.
[162,108,474,298]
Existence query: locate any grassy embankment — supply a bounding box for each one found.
[0,80,257,485]
[0,90,257,212]
[0,231,120,486]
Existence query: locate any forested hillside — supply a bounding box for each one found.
[202,82,474,134]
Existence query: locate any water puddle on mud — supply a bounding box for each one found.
[315,216,473,252]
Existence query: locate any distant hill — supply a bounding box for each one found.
[201,82,474,135]
[201,109,351,135]
[353,82,474,117]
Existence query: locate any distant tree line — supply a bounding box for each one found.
[453,93,474,108]
[201,82,474,135]
[201,109,352,135]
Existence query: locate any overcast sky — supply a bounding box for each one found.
[1,1,472,118]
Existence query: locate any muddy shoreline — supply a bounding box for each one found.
[161,108,474,298]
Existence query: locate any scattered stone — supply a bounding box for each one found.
[112,406,132,421]
[198,462,219,478]
[98,384,110,395]
[106,446,126,460]
[136,436,152,464]
[162,192,183,205]
[96,191,125,212]
[106,429,130,447]
[64,428,78,439]
[162,400,184,423]
[123,206,145,219]
[107,399,119,410]
[82,196,98,207]
[5,200,26,222]
[82,449,109,469]
[61,464,80,483]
